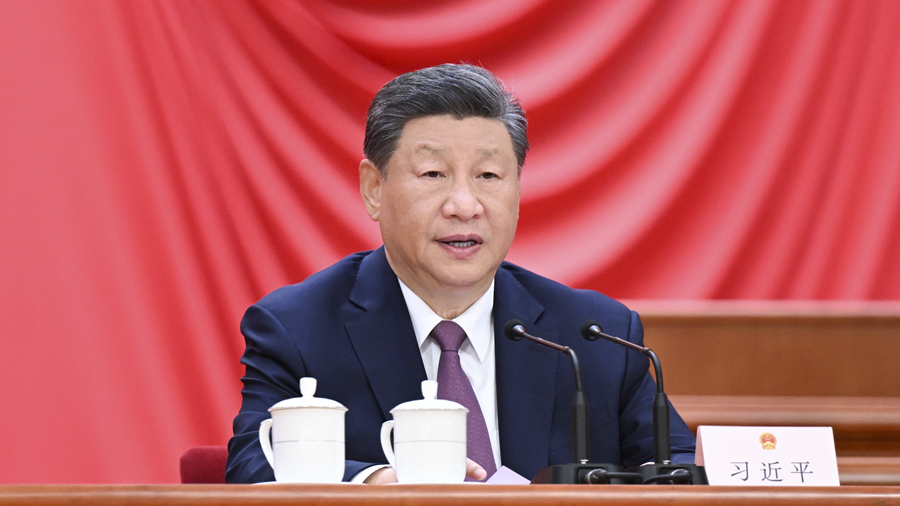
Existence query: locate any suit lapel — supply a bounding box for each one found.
[343,251,559,476]
[344,248,427,420]
[493,266,559,478]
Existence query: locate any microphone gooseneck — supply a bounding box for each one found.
[580,321,664,393]
[580,320,670,465]
[503,319,705,485]
[503,319,588,464]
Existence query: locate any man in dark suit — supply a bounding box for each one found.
[226,64,695,484]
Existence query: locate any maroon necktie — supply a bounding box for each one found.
[431,320,497,479]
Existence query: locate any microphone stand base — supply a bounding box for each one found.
[638,463,708,485]
[530,463,642,485]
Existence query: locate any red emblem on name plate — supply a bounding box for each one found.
[759,432,777,450]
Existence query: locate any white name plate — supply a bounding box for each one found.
[696,426,839,486]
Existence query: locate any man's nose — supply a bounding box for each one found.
[443,178,484,220]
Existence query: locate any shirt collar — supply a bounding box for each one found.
[398,279,495,363]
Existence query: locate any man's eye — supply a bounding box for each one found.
[480,172,498,179]
[423,171,442,178]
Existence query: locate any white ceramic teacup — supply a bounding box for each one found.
[380,380,468,484]
[258,377,347,483]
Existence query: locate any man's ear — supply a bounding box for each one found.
[359,159,383,221]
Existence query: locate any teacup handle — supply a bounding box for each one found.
[258,418,275,470]
[380,420,396,468]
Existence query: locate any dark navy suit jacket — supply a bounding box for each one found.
[226,247,695,483]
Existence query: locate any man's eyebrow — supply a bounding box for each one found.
[413,143,447,155]
[476,147,502,157]
[411,144,506,159]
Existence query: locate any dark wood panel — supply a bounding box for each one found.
[629,301,900,397]
[669,395,900,485]
[670,395,900,452]
[838,457,900,486]
[620,302,900,487]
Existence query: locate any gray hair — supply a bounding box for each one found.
[363,63,528,175]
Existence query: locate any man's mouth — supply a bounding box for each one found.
[445,240,478,248]
[437,236,483,248]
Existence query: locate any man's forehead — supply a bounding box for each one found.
[410,143,508,158]
[398,116,512,148]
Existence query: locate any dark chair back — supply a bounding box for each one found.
[180,446,228,484]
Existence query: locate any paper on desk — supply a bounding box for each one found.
[485,466,530,485]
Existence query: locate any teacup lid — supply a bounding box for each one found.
[390,380,468,413]
[268,377,348,412]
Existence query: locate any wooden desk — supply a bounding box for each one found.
[2,484,900,506]
[628,301,900,486]
[633,300,900,397]
[669,395,900,486]
[670,395,900,457]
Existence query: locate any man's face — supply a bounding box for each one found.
[360,115,520,308]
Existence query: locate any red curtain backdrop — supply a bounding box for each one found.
[1,0,899,484]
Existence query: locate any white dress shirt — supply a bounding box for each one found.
[351,279,501,482]
[398,278,501,470]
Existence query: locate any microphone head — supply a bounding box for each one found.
[503,319,526,341]
[580,320,603,341]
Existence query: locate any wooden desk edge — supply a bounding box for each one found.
[3,484,900,506]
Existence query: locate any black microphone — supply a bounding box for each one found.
[503,320,588,463]
[580,320,670,464]
[503,320,641,484]
[580,320,707,485]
